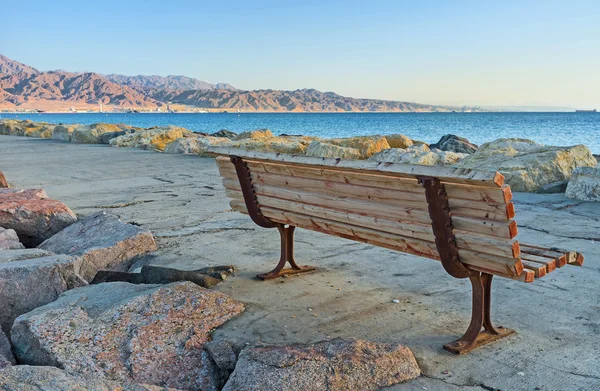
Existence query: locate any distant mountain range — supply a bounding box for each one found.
[0,54,463,112]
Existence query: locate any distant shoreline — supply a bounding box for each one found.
[0,110,591,115]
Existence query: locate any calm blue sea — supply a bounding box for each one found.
[2,112,599,153]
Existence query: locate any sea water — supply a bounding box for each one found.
[2,112,599,153]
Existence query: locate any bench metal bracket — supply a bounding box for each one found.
[231,156,316,280]
[418,176,471,279]
[444,272,516,354]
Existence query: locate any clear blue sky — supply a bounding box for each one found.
[3,0,599,108]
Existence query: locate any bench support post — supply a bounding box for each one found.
[257,224,316,280]
[444,272,516,354]
[230,155,315,280]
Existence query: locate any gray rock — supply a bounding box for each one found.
[305,141,362,159]
[211,129,237,139]
[0,227,24,250]
[11,281,244,391]
[369,145,467,166]
[0,188,77,247]
[453,138,598,192]
[0,365,182,391]
[51,124,79,142]
[537,180,569,194]
[565,167,600,201]
[233,128,273,140]
[99,130,129,144]
[38,211,158,282]
[222,338,420,391]
[0,327,15,366]
[0,250,86,334]
[430,134,478,154]
[71,123,125,144]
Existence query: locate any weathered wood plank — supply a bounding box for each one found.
[229,192,520,258]
[210,149,505,187]
[221,179,518,239]
[217,159,515,221]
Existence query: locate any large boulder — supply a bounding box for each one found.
[0,327,15,367]
[164,135,232,155]
[11,281,245,391]
[1,120,55,138]
[430,134,478,154]
[71,123,123,144]
[453,139,598,192]
[328,136,391,158]
[233,128,273,140]
[51,124,80,141]
[222,338,420,391]
[385,134,414,149]
[0,249,86,334]
[369,144,467,166]
[305,141,362,159]
[25,123,55,138]
[0,366,181,391]
[110,126,192,151]
[0,119,21,135]
[38,211,157,282]
[565,167,600,201]
[229,136,314,155]
[0,188,77,247]
[0,227,24,250]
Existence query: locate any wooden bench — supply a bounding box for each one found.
[211,148,584,354]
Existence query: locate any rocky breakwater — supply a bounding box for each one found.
[3,119,600,197]
[0,168,256,390]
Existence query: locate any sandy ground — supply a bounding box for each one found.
[1,135,599,391]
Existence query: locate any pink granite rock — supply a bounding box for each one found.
[223,338,421,391]
[11,281,245,391]
[0,189,77,247]
[39,211,158,281]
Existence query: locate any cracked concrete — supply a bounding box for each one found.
[1,135,599,391]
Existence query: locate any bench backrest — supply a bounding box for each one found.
[213,150,535,282]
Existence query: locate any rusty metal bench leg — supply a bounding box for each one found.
[257,224,316,280]
[444,273,516,354]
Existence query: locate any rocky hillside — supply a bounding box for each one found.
[0,54,457,112]
[0,54,39,75]
[161,88,446,112]
[104,74,236,96]
[0,70,160,108]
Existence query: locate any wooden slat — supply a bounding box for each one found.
[521,260,547,278]
[222,179,518,239]
[210,149,505,187]
[519,245,568,268]
[251,170,429,209]
[227,191,519,258]
[217,159,515,221]
[225,158,511,203]
[520,243,582,267]
[521,254,557,273]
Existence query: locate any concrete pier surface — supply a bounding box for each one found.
[2,135,599,390]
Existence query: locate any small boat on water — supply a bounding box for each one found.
[575,109,597,112]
